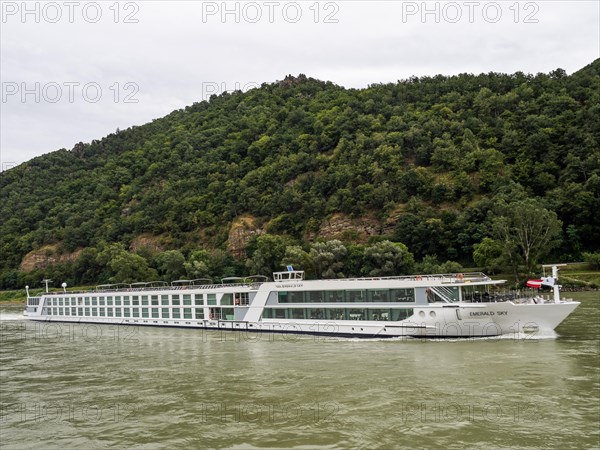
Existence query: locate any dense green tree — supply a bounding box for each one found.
[154,250,186,281]
[309,240,347,279]
[414,255,462,274]
[362,240,414,276]
[491,200,563,277]
[184,250,211,279]
[109,253,156,283]
[281,245,311,273]
[246,234,292,276]
[582,252,600,270]
[472,238,504,274]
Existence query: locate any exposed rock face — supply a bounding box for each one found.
[316,214,382,242]
[19,245,82,272]
[228,216,264,259]
[129,234,166,254]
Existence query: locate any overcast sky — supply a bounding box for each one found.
[1,0,598,169]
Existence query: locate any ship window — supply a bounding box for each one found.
[278,291,305,303]
[132,296,139,306]
[84,308,90,316]
[59,308,65,316]
[161,295,169,306]
[291,309,305,319]
[107,308,113,317]
[308,308,324,319]
[221,294,233,306]
[183,308,192,319]
[132,309,139,318]
[195,308,204,319]
[58,298,63,306]
[99,308,105,317]
[78,307,83,316]
[172,295,180,306]
[123,296,130,306]
[391,308,414,321]
[106,296,113,306]
[85,298,90,306]
[91,308,98,316]
[368,290,389,302]
[151,308,159,318]
[327,291,345,302]
[172,308,181,319]
[92,297,97,306]
[99,297,105,306]
[115,308,122,318]
[347,290,366,302]
[222,308,234,320]
[151,295,159,306]
[161,308,170,318]
[348,309,366,320]
[141,308,149,318]
[71,298,76,306]
[366,309,387,321]
[308,291,324,303]
[207,294,217,305]
[194,294,203,305]
[142,296,148,306]
[183,295,191,306]
[234,292,249,306]
[123,308,130,318]
[114,296,121,306]
[390,289,415,303]
[325,308,345,320]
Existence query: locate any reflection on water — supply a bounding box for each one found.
[0,295,598,449]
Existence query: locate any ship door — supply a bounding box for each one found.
[455,309,462,320]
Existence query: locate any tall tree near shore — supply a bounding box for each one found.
[491,199,562,278]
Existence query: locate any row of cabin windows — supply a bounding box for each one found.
[277,289,415,304]
[262,308,414,321]
[45,293,218,307]
[45,307,204,320]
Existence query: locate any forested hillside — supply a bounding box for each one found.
[1,60,599,288]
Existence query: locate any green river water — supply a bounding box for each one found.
[1,292,598,449]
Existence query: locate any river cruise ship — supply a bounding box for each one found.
[23,266,579,338]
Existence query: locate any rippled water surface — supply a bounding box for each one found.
[1,293,598,449]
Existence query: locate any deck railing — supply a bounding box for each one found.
[39,282,264,296]
[35,272,492,297]
[320,272,491,283]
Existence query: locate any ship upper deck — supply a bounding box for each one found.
[34,272,495,297]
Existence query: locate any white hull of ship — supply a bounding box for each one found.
[23,301,579,338]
